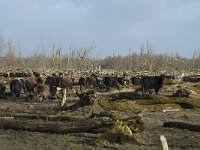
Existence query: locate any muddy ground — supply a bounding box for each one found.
[0,84,200,150]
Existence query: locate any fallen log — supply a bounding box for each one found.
[0,113,83,122]
[182,76,200,82]
[0,118,114,134]
[163,121,200,132]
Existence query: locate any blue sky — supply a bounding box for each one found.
[0,0,200,58]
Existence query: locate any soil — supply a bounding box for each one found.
[0,86,200,150]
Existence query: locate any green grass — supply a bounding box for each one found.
[99,93,200,113]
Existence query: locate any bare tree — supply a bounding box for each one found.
[146,41,154,72]
[68,45,96,71]
[51,44,62,71]
[0,34,5,56]
[5,40,16,68]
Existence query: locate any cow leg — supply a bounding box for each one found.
[16,92,20,99]
[117,83,121,91]
[142,86,145,95]
[11,93,15,101]
[155,88,159,95]
[80,85,82,91]
[106,86,109,92]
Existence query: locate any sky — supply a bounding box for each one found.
[0,0,200,58]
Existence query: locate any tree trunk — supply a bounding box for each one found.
[0,118,114,134]
[0,113,82,122]
[163,121,200,132]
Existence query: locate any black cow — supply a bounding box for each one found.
[10,79,23,100]
[79,74,100,90]
[141,75,165,95]
[79,77,87,90]
[103,76,121,92]
[45,75,58,99]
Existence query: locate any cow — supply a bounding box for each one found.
[45,73,74,100]
[130,76,142,92]
[88,73,100,89]
[10,79,24,100]
[141,75,165,95]
[57,73,74,91]
[102,76,121,92]
[34,84,50,102]
[78,73,100,90]
[78,77,87,90]
[44,74,58,99]
[24,76,38,101]
[24,73,44,92]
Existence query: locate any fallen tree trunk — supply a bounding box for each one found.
[0,118,114,134]
[0,113,82,122]
[163,121,200,132]
[182,76,200,82]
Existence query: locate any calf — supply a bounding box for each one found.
[141,75,165,95]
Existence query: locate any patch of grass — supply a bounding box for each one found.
[99,97,141,112]
[99,94,200,112]
[99,120,137,144]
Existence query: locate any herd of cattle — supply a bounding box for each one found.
[0,71,171,102]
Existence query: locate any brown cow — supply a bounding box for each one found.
[57,73,74,91]
[34,84,50,102]
[24,76,37,101]
[44,74,58,99]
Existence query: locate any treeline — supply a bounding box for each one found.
[0,37,200,72]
